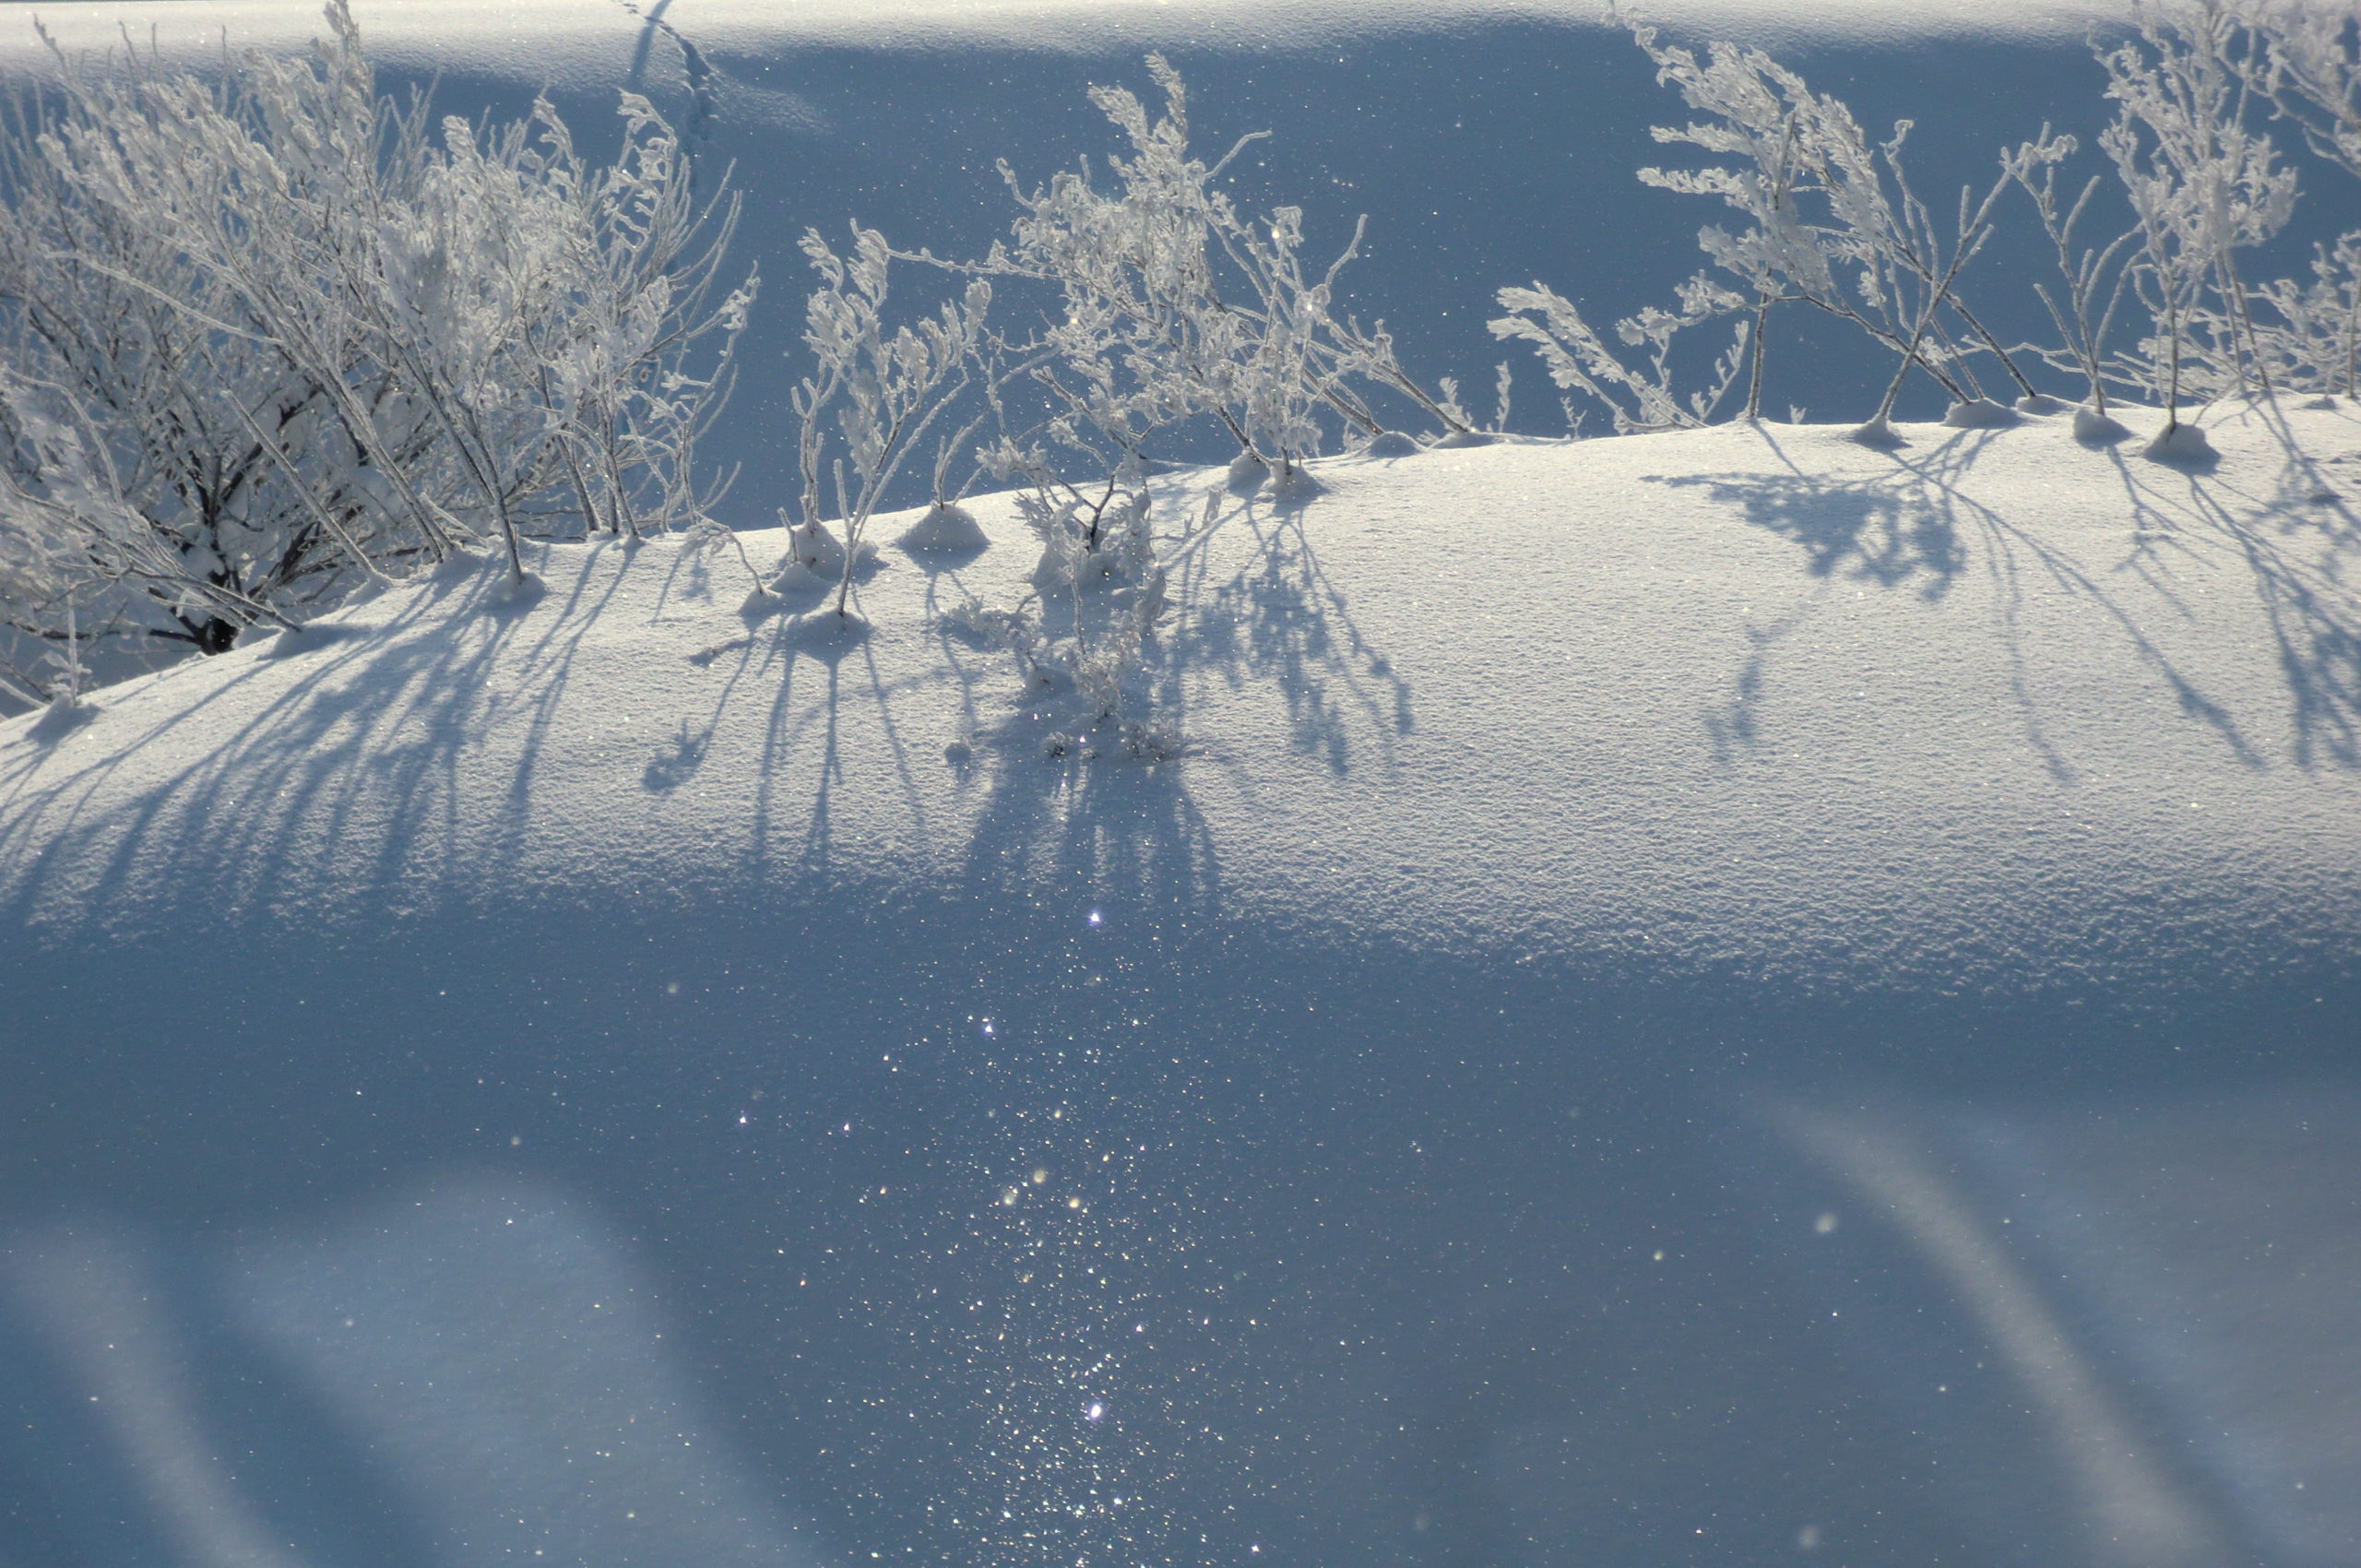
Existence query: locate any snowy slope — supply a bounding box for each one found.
[7,403,2355,1001]
[5,413,2361,1567]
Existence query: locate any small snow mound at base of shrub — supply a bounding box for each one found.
[486,570,547,610]
[779,608,872,655]
[1033,541,1116,591]
[2016,394,2073,415]
[1227,451,1270,493]
[432,550,494,587]
[784,523,840,576]
[1943,398,2020,429]
[2300,396,2341,411]
[25,695,99,742]
[760,559,841,604]
[1358,431,1422,457]
[1268,462,1325,502]
[1430,430,1495,449]
[2073,407,2133,445]
[1849,417,1906,448]
[739,582,792,618]
[897,502,990,554]
[2144,422,2220,466]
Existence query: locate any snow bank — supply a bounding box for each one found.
[6,402,2355,1007]
[5,404,2358,1568]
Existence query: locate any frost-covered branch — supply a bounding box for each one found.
[2099,0,2296,445]
[2248,232,2361,397]
[0,0,753,674]
[776,225,989,618]
[1630,27,2033,428]
[2239,0,2361,184]
[1489,276,1747,433]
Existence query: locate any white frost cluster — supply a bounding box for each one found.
[0,0,752,696]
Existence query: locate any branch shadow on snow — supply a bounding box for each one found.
[1651,424,2318,778]
[918,483,1414,920]
[0,543,633,930]
[955,738,1222,921]
[926,602,1225,922]
[2123,401,2361,772]
[1165,493,1417,778]
[1648,461,1967,599]
[1701,596,1821,769]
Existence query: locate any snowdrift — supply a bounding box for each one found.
[8,3,2361,1561]
[6,405,2356,1003]
[4,405,2361,1565]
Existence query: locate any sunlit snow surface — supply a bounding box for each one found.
[6,410,2355,992]
[4,407,2360,1566]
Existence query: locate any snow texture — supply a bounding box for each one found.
[6,401,2356,1005]
[896,501,991,553]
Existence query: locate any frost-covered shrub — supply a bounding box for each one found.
[2003,128,2142,429]
[1658,30,2035,421]
[2238,1,2361,398]
[0,0,752,693]
[2241,0,2361,184]
[1500,27,2035,435]
[2098,0,2296,440]
[939,469,1202,764]
[767,225,987,618]
[982,54,1465,483]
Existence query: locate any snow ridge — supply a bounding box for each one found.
[6,404,2356,1008]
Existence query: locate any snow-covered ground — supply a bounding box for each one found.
[8,406,2358,999]
[6,398,2360,1567]
[6,3,2361,1565]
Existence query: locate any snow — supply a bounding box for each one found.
[0,0,2130,82]
[896,501,992,554]
[1942,397,2022,429]
[5,6,2360,1560]
[2146,418,2225,465]
[11,408,2355,1567]
[7,401,2355,1003]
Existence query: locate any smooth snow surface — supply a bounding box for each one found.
[7,403,2356,997]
